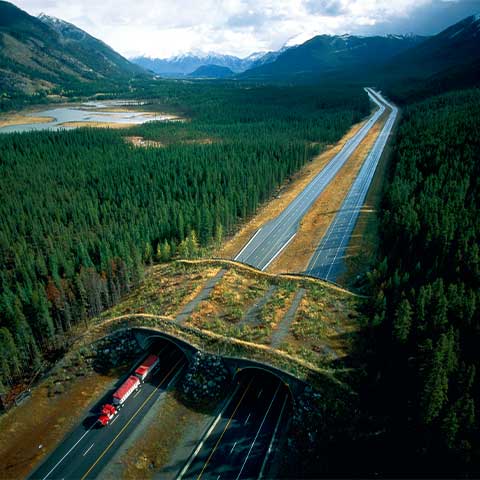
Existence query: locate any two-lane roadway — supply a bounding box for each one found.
[235,89,386,271]
[305,88,398,281]
[179,372,290,480]
[30,345,186,480]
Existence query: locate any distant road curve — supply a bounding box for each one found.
[305,88,398,281]
[234,88,386,271]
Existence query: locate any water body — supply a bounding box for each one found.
[0,101,172,134]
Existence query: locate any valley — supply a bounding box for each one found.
[0,93,387,478]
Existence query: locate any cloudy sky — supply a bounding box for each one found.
[12,0,480,59]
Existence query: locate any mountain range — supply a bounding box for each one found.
[237,14,480,101]
[0,0,479,102]
[379,13,480,101]
[239,34,426,80]
[130,48,287,77]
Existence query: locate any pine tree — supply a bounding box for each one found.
[31,286,55,344]
[393,298,412,343]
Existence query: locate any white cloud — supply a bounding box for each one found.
[10,0,478,58]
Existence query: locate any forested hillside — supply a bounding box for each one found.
[0,1,145,102]
[0,83,369,392]
[364,89,480,475]
[381,15,480,103]
[240,34,425,81]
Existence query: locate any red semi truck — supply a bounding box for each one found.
[97,354,160,427]
[135,354,160,382]
[98,404,117,426]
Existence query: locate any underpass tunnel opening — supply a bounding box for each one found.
[233,367,294,414]
[141,335,190,367]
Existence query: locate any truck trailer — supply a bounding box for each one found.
[112,375,140,407]
[97,354,160,427]
[135,354,160,382]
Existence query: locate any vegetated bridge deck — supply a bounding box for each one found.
[90,317,354,398]
[134,326,307,397]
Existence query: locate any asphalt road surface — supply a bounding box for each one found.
[234,89,386,271]
[305,89,398,281]
[179,372,290,480]
[29,344,186,480]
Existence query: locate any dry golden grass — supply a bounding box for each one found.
[262,289,298,340]
[119,392,209,480]
[267,111,388,275]
[186,269,270,328]
[0,372,117,480]
[174,267,223,314]
[0,113,54,128]
[216,116,372,259]
[125,136,165,147]
[185,273,297,346]
[279,287,359,365]
[179,259,362,297]
[102,263,221,319]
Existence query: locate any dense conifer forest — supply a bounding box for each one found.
[0,83,369,391]
[364,88,480,475]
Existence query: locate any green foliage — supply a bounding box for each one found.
[392,298,412,343]
[365,88,480,473]
[0,81,368,388]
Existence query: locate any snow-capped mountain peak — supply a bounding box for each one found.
[130,47,290,76]
[38,13,72,28]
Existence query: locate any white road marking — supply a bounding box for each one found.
[176,384,242,480]
[234,228,263,260]
[216,475,221,480]
[83,443,95,456]
[40,425,94,480]
[230,441,237,455]
[133,389,141,398]
[235,384,281,480]
[110,415,119,425]
[238,89,386,271]
[244,413,251,425]
[261,232,296,271]
[257,389,263,399]
[258,394,288,479]
[306,89,398,281]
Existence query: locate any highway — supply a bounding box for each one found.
[178,372,290,480]
[234,88,386,271]
[305,89,398,281]
[28,89,393,480]
[29,344,186,480]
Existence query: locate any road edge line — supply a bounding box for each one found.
[234,228,262,261]
[258,393,288,479]
[175,383,241,480]
[235,384,281,480]
[80,358,184,480]
[261,232,296,271]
